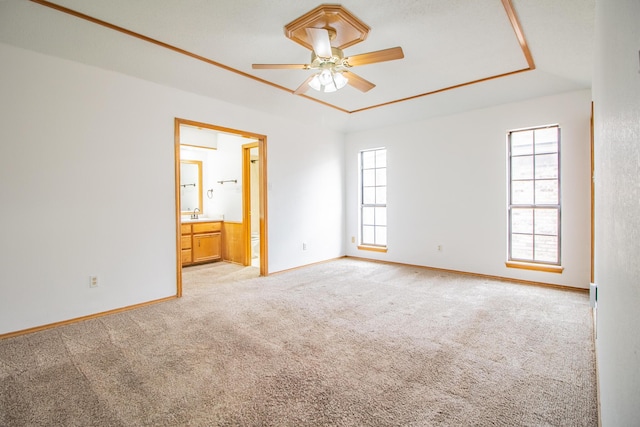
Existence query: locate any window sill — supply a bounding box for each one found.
[505,261,564,274]
[358,245,388,253]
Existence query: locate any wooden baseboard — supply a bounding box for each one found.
[0,296,177,340]
[593,308,602,427]
[346,256,588,293]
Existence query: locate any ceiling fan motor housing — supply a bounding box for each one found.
[310,47,346,69]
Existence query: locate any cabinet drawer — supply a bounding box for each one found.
[192,222,221,233]
[181,248,192,264]
[181,224,192,235]
[181,235,192,249]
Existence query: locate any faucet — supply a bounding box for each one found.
[191,208,200,220]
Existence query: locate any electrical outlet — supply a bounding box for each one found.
[351,236,355,243]
[303,242,307,251]
[89,275,98,288]
[437,245,442,251]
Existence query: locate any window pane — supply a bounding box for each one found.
[535,128,558,153]
[535,154,558,179]
[534,235,558,263]
[362,151,375,169]
[376,226,387,246]
[511,155,533,180]
[375,207,387,226]
[535,180,558,204]
[375,168,387,186]
[511,208,533,234]
[508,126,560,265]
[512,180,533,205]
[362,207,375,225]
[360,148,387,248]
[362,169,375,186]
[534,208,558,236]
[511,130,533,156]
[512,233,533,260]
[363,187,376,204]
[362,226,375,245]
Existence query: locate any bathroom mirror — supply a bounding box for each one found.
[180,160,203,215]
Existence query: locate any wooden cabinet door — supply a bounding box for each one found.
[193,233,221,263]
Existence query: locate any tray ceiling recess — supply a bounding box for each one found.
[27,0,535,115]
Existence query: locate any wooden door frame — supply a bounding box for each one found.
[242,142,259,266]
[590,102,595,283]
[174,118,268,297]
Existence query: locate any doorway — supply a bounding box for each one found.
[174,118,268,297]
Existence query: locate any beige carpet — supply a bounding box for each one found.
[0,258,597,426]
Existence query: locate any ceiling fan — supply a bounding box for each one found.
[252,16,404,95]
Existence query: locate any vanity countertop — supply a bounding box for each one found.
[181,217,223,223]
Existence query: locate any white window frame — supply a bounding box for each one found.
[359,148,387,252]
[507,125,563,272]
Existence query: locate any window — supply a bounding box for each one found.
[508,125,561,269]
[360,148,387,250]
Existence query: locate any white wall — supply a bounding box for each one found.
[345,90,592,288]
[593,0,640,424]
[216,133,246,222]
[179,132,254,222]
[0,42,344,335]
[180,126,218,149]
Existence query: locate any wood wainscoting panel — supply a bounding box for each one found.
[222,222,246,265]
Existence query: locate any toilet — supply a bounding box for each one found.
[251,232,260,258]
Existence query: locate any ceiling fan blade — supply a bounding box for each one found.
[343,71,376,92]
[305,28,333,58]
[345,47,404,67]
[252,64,309,70]
[293,74,316,95]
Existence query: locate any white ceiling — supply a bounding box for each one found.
[0,0,594,132]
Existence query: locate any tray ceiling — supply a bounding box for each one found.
[0,0,594,131]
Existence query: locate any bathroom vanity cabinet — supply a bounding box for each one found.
[181,221,222,266]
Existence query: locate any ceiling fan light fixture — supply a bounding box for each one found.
[333,71,348,89]
[309,69,348,93]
